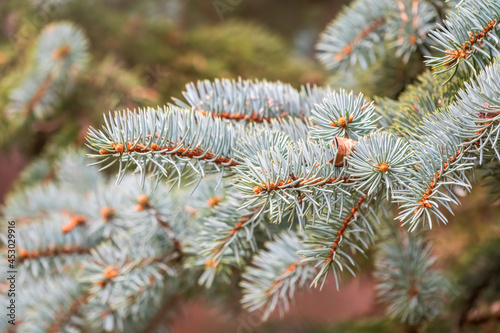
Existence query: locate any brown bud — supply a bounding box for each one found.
[101,207,116,222]
[72,215,86,226]
[253,186,263,195]
[408,286,419,297]
[19,249,28,259]
[378,163,389,173]
[337,117,346,127]
[52,44,71,59]
[103,265,119,279]
[137,194,149,206]
[61,222,75,234]
[115,143,124,153]
[207,196,222,207]
[332,137,356,167]
[205,259,217,267]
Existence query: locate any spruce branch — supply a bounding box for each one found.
[193,192,269,287]
[19,244,91,264]
[82,234,177,330]
[263,117,311,143]
[174,78,308,122]
[388,0,439,62]
[174,79,356,126]
[299,84,331,119]
[240,232,316,320]
[378,68,469,133]
[449,58,500,162]
[36,22,89,77]
[394,57,500,229]
[348,132,414,198]
[310,90,378,141]
[300,192,376,288]
[133,193,183,258]
[16,215,92,276]
[394,141,472,230]
[3,183,74,223]
[87,106,239,186]
[375,232,453,327]
[47,292,89,333]
[7,22,89,120]
[426,0,500,74]
[22,2,500,330]
[234,138,348,225]
[316,0,389,71]
[6,276,84,333]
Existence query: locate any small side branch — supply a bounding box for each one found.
[19,246,90,263]
[136,195,183,260]
[334,18,386,62]
[47,292,89,333]
[99,141,239,167]
[325,194,367,263]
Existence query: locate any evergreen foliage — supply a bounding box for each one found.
[7,22,88,120]
[375,227,454,327]
[3,0,500,332]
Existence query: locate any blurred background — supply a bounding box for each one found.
[1,1,500,332]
